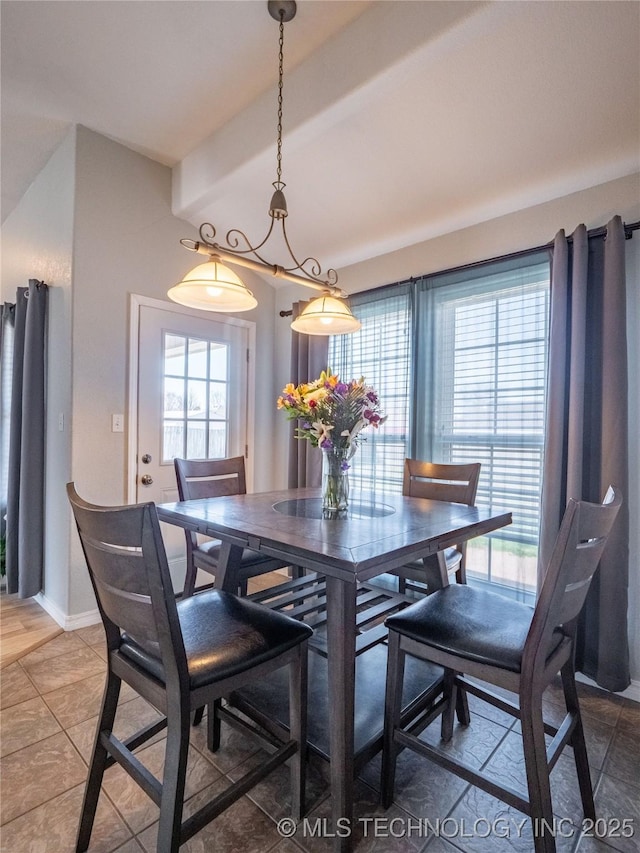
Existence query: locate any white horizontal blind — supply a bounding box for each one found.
[328,256,549,598]
[329,287,412,495]
[422,258,550,597]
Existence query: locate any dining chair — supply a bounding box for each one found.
[174,456,296,598]
[381,486,622,853]
[390,459,481,594]
[67,483,312,853]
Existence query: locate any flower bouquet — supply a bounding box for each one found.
[277,370,386,516]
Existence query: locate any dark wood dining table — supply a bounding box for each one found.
[157,487,511,852]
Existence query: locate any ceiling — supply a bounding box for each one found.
[2,0,639,278]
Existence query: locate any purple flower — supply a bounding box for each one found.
[320,438,334,450]
[340,460,351,472]
[367,391,378,403]
[335,382,350,395]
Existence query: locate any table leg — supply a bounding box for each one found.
[325,575,358,853]
[422,551,449,590]
[214,542,244,592]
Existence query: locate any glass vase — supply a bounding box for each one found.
[321,446,352,518]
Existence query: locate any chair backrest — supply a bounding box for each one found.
[174,456,247,501]
[524,486,622,672]
[402,460,481,506]
[67,483,185,680]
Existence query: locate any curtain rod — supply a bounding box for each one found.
[279,219,639,317]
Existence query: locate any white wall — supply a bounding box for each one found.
[274,172,640,687]
[2,126,281,622]
[1,129,76,619]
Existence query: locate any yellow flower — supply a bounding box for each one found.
[304,387,329,404]
[318,370,339,388]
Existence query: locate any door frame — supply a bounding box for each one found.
[127,294,257,504]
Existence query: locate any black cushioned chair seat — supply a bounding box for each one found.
[195,541,278,570]
[386,585,562,673]
[121,589,312,688]
[401,546,461,575]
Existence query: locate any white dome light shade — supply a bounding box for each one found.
[168,260,257,312]
[290,295,361,336]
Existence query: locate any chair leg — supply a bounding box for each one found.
[207,699,222,752]
[397,576,407,595]
[440,668,457,741]
[381,630,405,809]
[455,681,471,726]
[192,706,204,727]
[182,557,197,599]
[238,578,248,596]
[76,672,121,852]
[291,565,305,580]
[288,641,309,820]
[560,661,595,820]
[520,688,556,853]
[156,705,191,853]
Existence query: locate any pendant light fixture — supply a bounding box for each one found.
[169,0,361,336]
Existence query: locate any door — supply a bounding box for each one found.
[136,303,251,567]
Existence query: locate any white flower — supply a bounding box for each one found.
[310,421,333,445]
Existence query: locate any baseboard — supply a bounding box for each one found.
[35,592,100,631]
[35,556,186,630]
[575,671,640,703]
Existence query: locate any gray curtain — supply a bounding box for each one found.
[1,281,48,598]
[287,301,329,488]
[0,304,15,552]
[539,216,629,691]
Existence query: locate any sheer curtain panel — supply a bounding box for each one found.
[539,217,629,692]
[1,281,48,597]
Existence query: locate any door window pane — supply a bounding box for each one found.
[186,379,207,419]
[208,423,227,459]
[188,339,208,379]
[210,344,227,380]
[164,377,185,417]
[209,383,227,418]
[164,335,185,376]
[161,333,230,461]
[186,422,207,459]
[163,421,184,461]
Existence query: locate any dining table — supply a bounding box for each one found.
[157,487,512,852]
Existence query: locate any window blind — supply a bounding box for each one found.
[329,286,412,495]
[328,252,550,598]
[418,256,550,594]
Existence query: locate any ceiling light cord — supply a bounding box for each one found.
[170,0,361,335]
[275,10,285,193]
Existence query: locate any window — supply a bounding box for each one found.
[162,334,230,461]
[329,286,412,495]
[420,258,550,597]
[329,253,550,599]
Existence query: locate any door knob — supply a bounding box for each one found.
[140,475,153,486]
[141,454,152,464]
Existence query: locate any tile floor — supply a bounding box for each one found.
[1,622,639,853]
